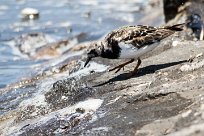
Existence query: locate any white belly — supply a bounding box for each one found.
[118,42,159,59]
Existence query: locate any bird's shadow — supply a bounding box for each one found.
[93,60,188,87]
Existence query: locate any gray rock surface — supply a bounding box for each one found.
[1,1,204,136]
[9,37,204,136]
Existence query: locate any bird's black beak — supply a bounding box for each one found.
[84,49,99,67]
[84,56,92,67]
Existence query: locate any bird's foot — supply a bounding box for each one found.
[109,65,125,73]
[109,59,135,73]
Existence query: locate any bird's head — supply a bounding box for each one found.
[84,41,103,67]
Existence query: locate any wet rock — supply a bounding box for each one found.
[76,108,85,114]
[45,77,95,111]
[13,32,84,59]
[76,32,88,43]
[57,60,81,75]
[149,0,161,7]
[163,0,188,22]
[70,43,88,52]
[33,32,87,59]
[80,93,191,136]
[34,39,71,59]
[9,76,96,130]
[21,8,39,20]
[10,99,103,136]
[0,59,81,93]
[70,40,96,52]
[15,33,49,56]
[15,104,49,123]
[163,0,204,40]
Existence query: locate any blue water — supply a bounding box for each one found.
[0,0,147,88]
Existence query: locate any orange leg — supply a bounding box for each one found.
[109,59,134,73]
[127,58,141,77]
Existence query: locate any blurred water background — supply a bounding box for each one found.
[0,0,148,88]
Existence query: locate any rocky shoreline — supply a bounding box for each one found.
[1,0,204,135]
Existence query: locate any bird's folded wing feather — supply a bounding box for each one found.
[105,25,176,49]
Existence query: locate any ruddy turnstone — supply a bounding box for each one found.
[84,23,185,77]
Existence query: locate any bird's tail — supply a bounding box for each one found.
[164,23,186,31]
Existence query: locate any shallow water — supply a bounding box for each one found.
[0,0,147,87]
[0,0,149,135]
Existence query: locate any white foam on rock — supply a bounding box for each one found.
[91,126,111,132]
[72,98,103,112]
[16,60,108,121]
[70,61,109,78]
[6,98,103,135]
[5,60,108,135]
[17,58,108,108]
[82,126,111,135]
[44,98,103,122]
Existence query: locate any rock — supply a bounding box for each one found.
[32,33,86,59]
[3,1,204,136]
[71,43,88,52]
[180,61,204,72]
[21,8,39,20]
[70,40,97,52]
[149,0,161,7]
[13,32,82,59]
[10,99,103,136]
[45,78,95,111]
[33,39,71,59]
[163,0,204,40]
[0,60,80,93]
[163,0,188,22]
[15,33,49,56]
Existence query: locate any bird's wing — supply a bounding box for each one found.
[105,24,184,49]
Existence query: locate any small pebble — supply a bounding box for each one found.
[61,96,68,100]
[172,41,179,47]
[196,53,203,58]
[90,70,95,73]
[163,72,168,76]
[181,110,192,118]
[75,108,85,114]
